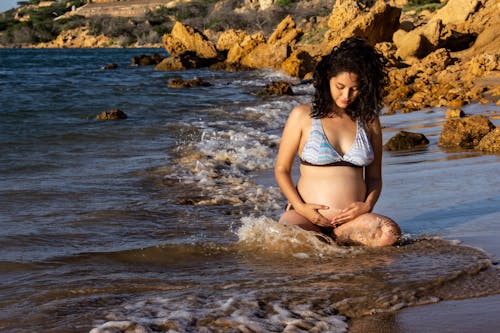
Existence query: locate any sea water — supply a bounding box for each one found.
[0,48,499,332]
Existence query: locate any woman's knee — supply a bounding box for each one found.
[334,213,401,247]
[372,214,401,246]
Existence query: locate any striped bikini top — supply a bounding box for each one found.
[300,118,374,167]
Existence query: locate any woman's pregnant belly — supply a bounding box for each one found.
[297,165,367,220]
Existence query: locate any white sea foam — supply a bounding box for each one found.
[90,293,348,333]
[236,216,357,257]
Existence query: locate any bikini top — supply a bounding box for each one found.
[300,118,374,167]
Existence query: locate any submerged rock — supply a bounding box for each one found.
[384,131,429,151]
[102,63,118,70]
[168,77,212,88]
[131,53,165,66]
[256,81,294,96]
[95,109,128,120]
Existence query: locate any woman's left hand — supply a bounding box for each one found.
[331,202,371,227]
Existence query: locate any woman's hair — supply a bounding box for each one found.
[311,37,387,123]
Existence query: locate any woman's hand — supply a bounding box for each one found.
[331,202,371,227]
[296,203,331,227]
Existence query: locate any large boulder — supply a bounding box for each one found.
[280,50,316,79]
[325,0,401,48]
[163,22,219,59]
[240,43,290,69]
[438,115,495,148]
[432,0,482,25]
[384,131,429,151]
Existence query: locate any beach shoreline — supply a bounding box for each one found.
[349,205,500,333]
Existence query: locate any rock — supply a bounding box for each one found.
[155,51,217,71]
[446,108,465,118]
[438,115,495,148]
[384,131,429,151]
[131,53,165,66]
[467,53,500,76]
[267,15,302,46]
[226,32,265,64]
[280,50,316,79]
[216,29,247,52]
[240,43,290,70]
[375,42,402,67]
[420,48,453,72]
[325,0,401,48]
[96,109,128,120]
[37,26,115,48]
[256,81,294,96]
[477,128,500,152]
[102,63,118,70]
[327,0,361,32]
[168,77,212,88]
[393,29,433,60]
[394,0,481,60]
[432,0,482,25]
[162,21,219,59]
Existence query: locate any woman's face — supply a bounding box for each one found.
[329,71,360,110]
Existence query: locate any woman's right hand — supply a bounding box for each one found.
[296,203,331,227]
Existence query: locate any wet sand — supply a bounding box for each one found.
[350,211,500,332]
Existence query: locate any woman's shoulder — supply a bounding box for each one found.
[364,115,382,137]
[289,104,312,120]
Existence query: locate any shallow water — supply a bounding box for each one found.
[0,49,499,332]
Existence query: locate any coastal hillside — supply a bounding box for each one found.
[0,0,442,48]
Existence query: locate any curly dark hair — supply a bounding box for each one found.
[311,37,387,123]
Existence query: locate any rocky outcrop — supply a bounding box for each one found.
[384,131,429,151]
[37,26,115,48]
[163,22,219,59]
[438,115,495,148]
[393,0,498,61]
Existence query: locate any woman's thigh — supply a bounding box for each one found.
[279,210,323,232]
[334,213,401,247]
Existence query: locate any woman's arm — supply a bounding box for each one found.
[274,105,330,226]
[363,116,383,210]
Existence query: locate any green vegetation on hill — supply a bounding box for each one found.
[404,0,445,12]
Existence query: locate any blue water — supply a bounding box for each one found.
[0,48,499,333]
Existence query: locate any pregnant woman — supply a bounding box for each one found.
[274,37,401,247]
